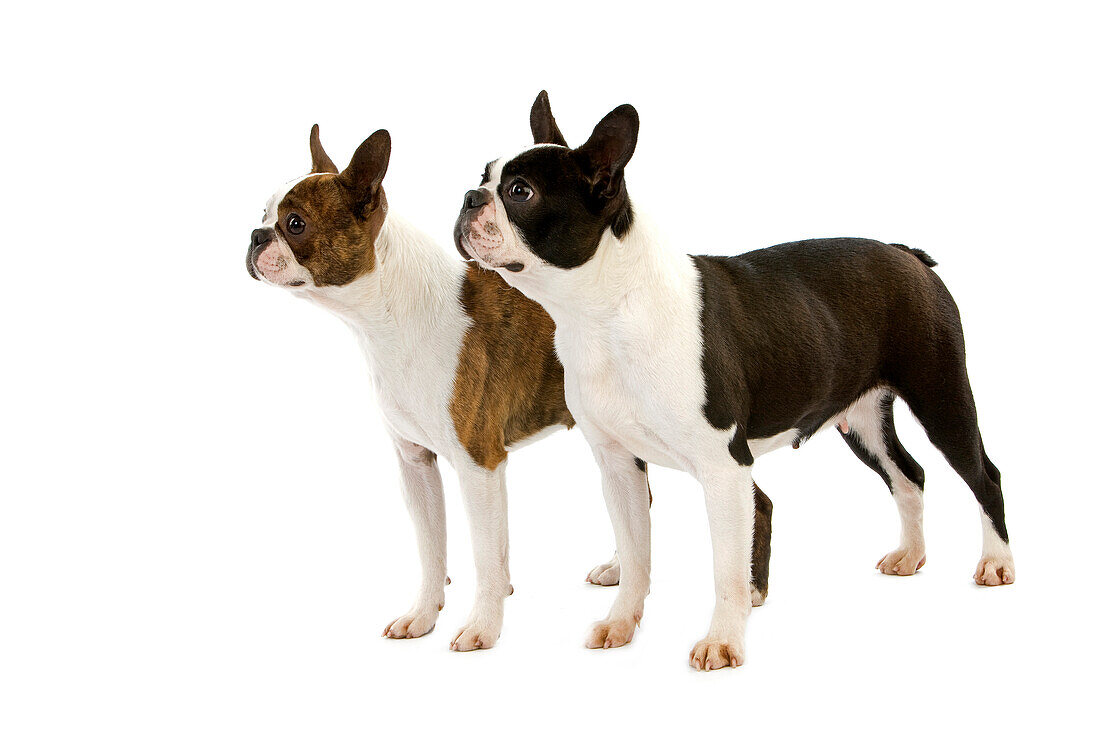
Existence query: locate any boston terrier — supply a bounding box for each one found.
[454,92,1013,670]
[247,124,777,650]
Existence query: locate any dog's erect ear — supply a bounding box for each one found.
[338,129,391,214]
[530,90,568,147]
[309,124,339,175]
[574,104,639,199]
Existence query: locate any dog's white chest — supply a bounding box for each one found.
[374,374,438,446]
[556,307,707,471]
[353,328,463,460]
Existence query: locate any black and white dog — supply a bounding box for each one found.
[454,92,1013,670]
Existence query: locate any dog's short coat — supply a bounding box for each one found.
[455,92,1013,670]
[248,125,777,650]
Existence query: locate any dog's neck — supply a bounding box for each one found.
[507,208,696,328]
[299,212,465,354]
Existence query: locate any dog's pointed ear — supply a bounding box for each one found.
[574,104,639,199]
[309,124,339,174]
[338,129,391,214]
[530,90,568,146]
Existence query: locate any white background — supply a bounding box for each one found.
[2,2,1097,731]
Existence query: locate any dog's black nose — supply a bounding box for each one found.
[463,188,489,210]
[251,228,273,248]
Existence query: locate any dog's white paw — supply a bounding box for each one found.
[586,558,620,586]
[974,556,1015,586]
[584,616,637,649]
[751,587,765,607]
[689,635,745,671]
[449,616,502,652]
[382,606,439,639]
[876,547,926,576]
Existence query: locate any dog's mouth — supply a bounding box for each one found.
[248,251,307,287]
[460,237,524,273]
[455,232,475,262]
[455,228,525,273]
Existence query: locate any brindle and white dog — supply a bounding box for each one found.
[455,92,1013,670]
[247,125,777,651]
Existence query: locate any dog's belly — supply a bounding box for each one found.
[565,344,857,471]
[746,395,880,457]
[505,424,566,451]
[747,429,801,457]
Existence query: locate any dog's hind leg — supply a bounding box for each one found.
[749,483,773,606]
[586,551,622,587]
[840,389,927,576]
[902,371,1014,586]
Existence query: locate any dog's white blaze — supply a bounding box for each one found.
[261,172,326,227]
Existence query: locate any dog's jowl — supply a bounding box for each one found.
[248,125,778,650]
[455,92,1012,670]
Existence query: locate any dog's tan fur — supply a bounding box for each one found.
[275,175,384,286]
[450,263,575,470]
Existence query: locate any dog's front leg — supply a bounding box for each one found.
[383,437,448,639]
[690,461,755,670]
[585,442,651,649]
[450,459,510,651]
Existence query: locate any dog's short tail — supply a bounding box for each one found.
[889,243,937,268]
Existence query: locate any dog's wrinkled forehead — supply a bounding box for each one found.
[499,145,583,196]
[262,173,318,225]
[484,145,568,185]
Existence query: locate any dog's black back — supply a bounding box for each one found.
[693,237,951,439]
[693,237,1007,542]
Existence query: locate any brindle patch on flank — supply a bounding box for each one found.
[276,176,386,287]
[450,263,574,470]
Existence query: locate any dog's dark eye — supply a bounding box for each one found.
[508,180,533,202]
[286,213,306,235]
